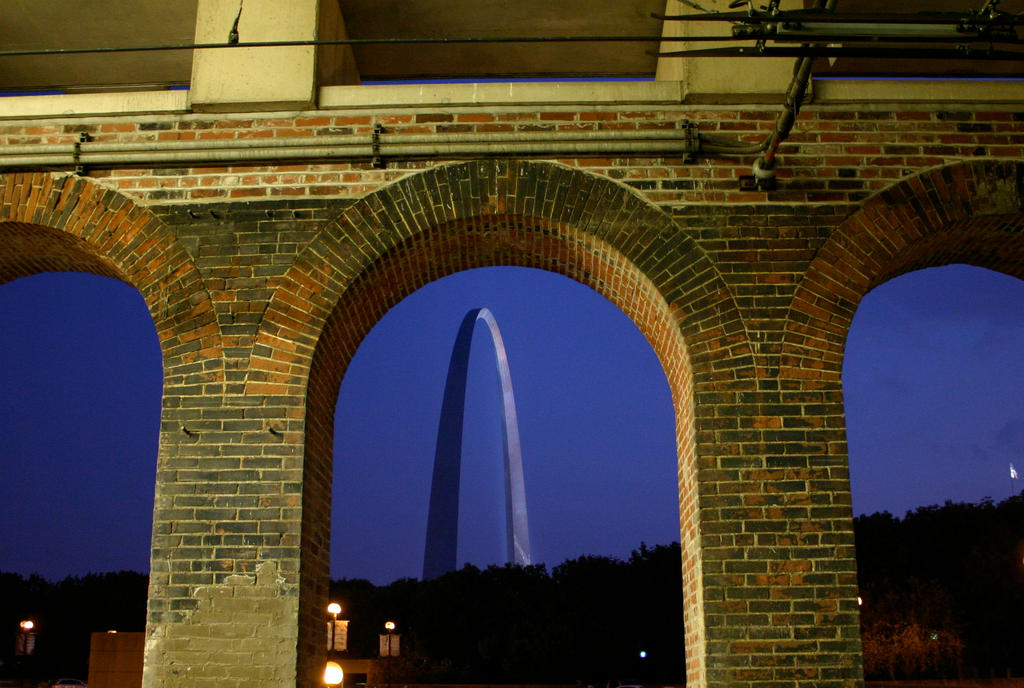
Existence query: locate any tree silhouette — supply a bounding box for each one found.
[330,543,685,684]
[0,571,148,681]
[856,493,1024,679]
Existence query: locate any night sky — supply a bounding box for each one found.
[0,263,1021,584]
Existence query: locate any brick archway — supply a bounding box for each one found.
[0,172,223,373]
[748,159,1024,688]
[0,172,228,685]
[782,160,1024,383]
[251,160,749,688]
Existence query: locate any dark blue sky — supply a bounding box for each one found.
[0,263,1021,584]
[844,265,1024,518]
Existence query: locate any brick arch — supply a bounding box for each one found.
[254,160,749,688]
[781,159,1024,382]
[0,172,224,376]
[304,222,705,686]
[251,160,750,393]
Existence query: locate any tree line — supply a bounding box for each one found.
[330,543,685,685]
[0,545,685,684]
[3,494,1022,683]
[855,493,1024,680]
[0,570,148,681]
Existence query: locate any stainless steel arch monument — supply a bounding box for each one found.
[422,308,532,580]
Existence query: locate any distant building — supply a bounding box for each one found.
[88,632,143,688]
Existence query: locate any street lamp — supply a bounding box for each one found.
[17,620,35,656]
[380,622,398,688]
[324,660,343,686]
[328,603,342,653]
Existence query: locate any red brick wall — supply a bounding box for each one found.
[2,108,1020,205]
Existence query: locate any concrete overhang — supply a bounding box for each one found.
[0,0,1020,105]
[0,0,198,92]
[0,0,664,92]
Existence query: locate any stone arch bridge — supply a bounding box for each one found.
[1,104,1022,688]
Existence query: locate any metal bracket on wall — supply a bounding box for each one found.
[372,123,385,169]
[738,171,777,191]
[73,132,91,175]
[682,122,699,164]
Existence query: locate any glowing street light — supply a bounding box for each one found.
[324,660,343,686]
[17,620,36,656]
[380,621,399,657]
[327,603,347,653]
[380,622,399,688]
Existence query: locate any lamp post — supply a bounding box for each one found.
[380,621,398,688]
[324,603,348,686]
[17,620,35,656]
[16,621,35,688]
[328,603,342,654]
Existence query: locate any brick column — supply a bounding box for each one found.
[144,387,307,688]
[139,199,334,688]
[691,378,862,687]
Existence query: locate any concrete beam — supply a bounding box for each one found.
[0,91,189,120]
[189,0,320,111]
[655,0,800,103]
[318,80,686,110]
